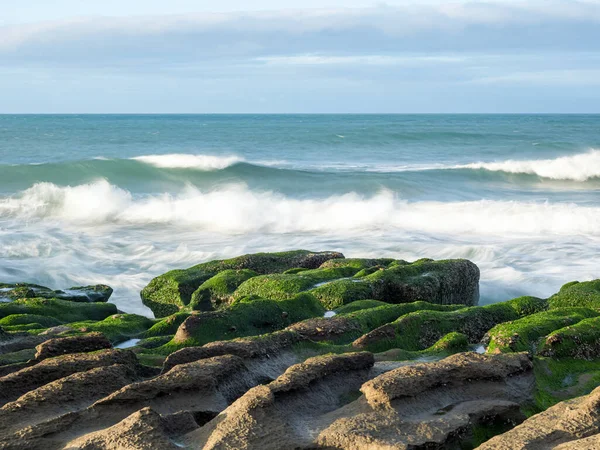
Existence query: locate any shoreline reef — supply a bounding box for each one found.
[2,250,600,448]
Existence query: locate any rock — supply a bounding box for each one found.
[0,349,139,406]
[64,313,155,344]
[318,400,525,450]
[63,407,182,450]
[317,352,533,450]
[289,300,465,344]
[485,307,598,354]
[171,293,324,346]
[270,352,375,393]
[287,316,362,341]
[0,364,138,436]
[162,330,302,373]
[142,312,190,338]
[538,316,600,359]
[549,279,600,309]
[141,250,344,317]
[318,258,397,270]
[0,314,63,329]
[189,269,258,311]
[96,355,249,414]
[184,352,375,449]
[54,285,114,303]
[477,384,600,449]
[310,258,481,309]
[33,333,112,361]
[0,297,118,323]
[0,283,113,303]
[352,296,547,353]
[361,352,532,408]
[231,265,360,301]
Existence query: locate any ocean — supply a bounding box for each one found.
[1,114,598,316]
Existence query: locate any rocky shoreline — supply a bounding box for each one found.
[1,250,600,449]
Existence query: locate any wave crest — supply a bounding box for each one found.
[132,153,244,170]
[458,149,600,181]
[1,180,599,236]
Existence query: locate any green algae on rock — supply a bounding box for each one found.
[310,258,480,309]
[65,314,155,344]
[140,250,343,317]
[228,257,479,310]
[0,297,118,323]
[485,307,599,354]
[537,316,600,360]
[190,269,258,311]
[351,295,547,353]
[0,283,113,303]
[166,293,325,349]
[548,279,600,309]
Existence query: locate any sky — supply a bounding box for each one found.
[1,1,600,113]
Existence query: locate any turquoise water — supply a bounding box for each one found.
[1,114,599,315]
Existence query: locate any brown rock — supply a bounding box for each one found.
[287,316,361,341]
[97,355,248,414]
[162,330,302,373]
[33,333,112,361]
[0,349,139,406]
[361,352,532,408]
[477,384,600,450]
[185,352,375,449]
[64,407,180,449]
[0,364,138,436]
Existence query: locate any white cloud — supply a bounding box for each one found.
[471,69,600,85]
[255,54,467,66]
[0,1,599,65]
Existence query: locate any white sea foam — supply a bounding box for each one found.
[284,149,600,180]
[132,153,244,170]
[456,149,600,181]
[1,180,599,237]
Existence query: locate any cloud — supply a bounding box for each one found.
[255,55,467,66]
[1,1,599,112]
[471,69,600,85]
[1,1,599,68]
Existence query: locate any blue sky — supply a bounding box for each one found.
[1,1,600,113]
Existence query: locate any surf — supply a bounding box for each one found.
[1,180,599,237]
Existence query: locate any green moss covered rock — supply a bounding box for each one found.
[65,313,155,344]
[310,259,480,309]
[538,316,600,359]
[334,300,390,314]
[190,269,258,311]
[485,307,599,354]
[141,250,343,317]
[143,312,190,338]
[532,357,600,412]
[310,279,374,309]
[0,298,118,323]
[165,293,325,348]
[0,314,63,328]
[428,331,471,353]
[0,283,112,302]
[352,296,546,353]
[548,280,600,309]
[318,258,397,270]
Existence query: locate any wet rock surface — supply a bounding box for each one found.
[2,252,600,448]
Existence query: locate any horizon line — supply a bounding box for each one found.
[2,112,600,116]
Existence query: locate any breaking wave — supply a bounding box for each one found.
[1,179,598,236]
[131,153,244,170]
[455,149,600,181]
